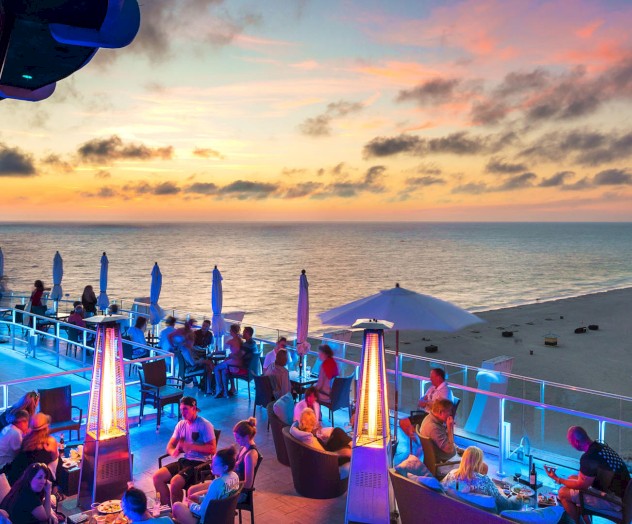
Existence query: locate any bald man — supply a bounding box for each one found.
[546,426,630,522]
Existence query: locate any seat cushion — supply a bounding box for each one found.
[395,454,432,477]
[157,385,183,398]
[446,488,497,513]
[407,472,443,492]
[500,505,565,523]
[273,393,295,426]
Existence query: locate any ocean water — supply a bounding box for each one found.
[1,222,631,334]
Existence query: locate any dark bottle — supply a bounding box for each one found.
[529,462,537,487]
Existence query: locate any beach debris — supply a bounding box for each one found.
[425,345,438,353]
[470,330,480,334]
[588,324,599,331]
[544,334,558,346]
[502,331,514,338]
[526,322,534,325]
[529,350,534,355]
[560,316,564,319]
[545,317,553,321]
[574,327,587,334]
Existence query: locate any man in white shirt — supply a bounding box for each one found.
[263,337,287,370]
[0,409,30,472]
[399,368,454,439]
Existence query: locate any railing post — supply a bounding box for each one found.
[55,323,60,367]
[540,381,546,445]
[598,420,606,443]
[498,398,507,476]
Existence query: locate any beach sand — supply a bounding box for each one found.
[374,287,632,396]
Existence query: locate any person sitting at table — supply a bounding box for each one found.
[315,344,339,403]
[265,349,291,399]
[193,320,213,353]
[8,414,59,485]
[419,399,460,465]
[121,486,173,523]
[127,316,149,358]
[442,446,518,512]
[293,386,321,423]
[172,447,240,524]
[159,316,177,351]
[153,397,217,506]
[81,285,98,316]
[171,320,214,393]
[263,337,287,370]
[0,463,58,524]
[290,408,352,460]
[0,409,30,474]
[67,305,86,328]
[0,391,39,432]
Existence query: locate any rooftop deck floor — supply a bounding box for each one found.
[0,333,613,523]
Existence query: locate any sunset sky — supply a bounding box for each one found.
[2,0,632,221]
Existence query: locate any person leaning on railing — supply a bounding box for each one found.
[546,425,631,522]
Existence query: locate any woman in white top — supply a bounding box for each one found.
[293,386,321,423]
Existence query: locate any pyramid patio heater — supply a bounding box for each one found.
[345,319,395,524]
[78,315,132,509]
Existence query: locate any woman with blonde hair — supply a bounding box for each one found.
[0,391,39,430]
[290,408,352,459]
[442,446,520,512]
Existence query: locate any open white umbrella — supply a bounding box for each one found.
[50,251,63,302]
[211,265,225,346]
[319,283,483,438]
[97,252,110,311]
[149,262,164,325]
[296,269,310,371]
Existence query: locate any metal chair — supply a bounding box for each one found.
[175,350,206,389]
[203,483,244,524]
[252,375,274,420]
[418,435,460,479]
[237,448,263,524]
[579,475,632,524]
[38,385,83,441]
[64,325,82,358]
[320,375,354,426]
[138,359,185,430]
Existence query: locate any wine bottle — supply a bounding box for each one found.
[530,462,536,487]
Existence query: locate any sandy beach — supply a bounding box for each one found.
[368,287,632,395]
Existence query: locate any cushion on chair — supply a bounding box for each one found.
[500,505,565,523]
[406,472,444,492]
[395,454,432,477]
[446,488,497,513]
[339,462,350,480]
[157,386,184,398]
[273,393,294,426]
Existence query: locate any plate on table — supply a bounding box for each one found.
[538,493,557,507]
[511,485,535,498]
[97,500,122,514]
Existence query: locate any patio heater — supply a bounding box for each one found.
[77,315,132,509]
[345,319,394,524]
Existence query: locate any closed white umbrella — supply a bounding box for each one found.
[296,269,310,371]
[149,262,164,325]
[97,252,110,311]
[50,251,63,302]
[211,265,225,346]
[319,283,484,440]
[0,247,4,280]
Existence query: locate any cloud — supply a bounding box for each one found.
[364,165,386,186]
[185,182,219,195]
[0,144,36,177]
[40,153,74,173]
[219,180,279,199]
[281,167,307,176]
[94,170,112,179]
[153,181,181,195]
[593,168,632,185]
[299,100,364,137]
[539,171,575,187]
[452,182,488,194]
[561,177,592,191]
[363,131,516,158]
[97,187,118,198]
[283,182,323,198]
[193,147,224,159]
[77,135,174,163]
[414,162,442,175]
[496,172,537,191]
[486,157,528,174]
[406,176,445,187]
[94,0,262,65]
[397,78,461,106]
[493,69,551,98]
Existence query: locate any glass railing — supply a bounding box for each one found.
[3,295,632,474]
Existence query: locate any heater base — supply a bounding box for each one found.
[77,435,132,510]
